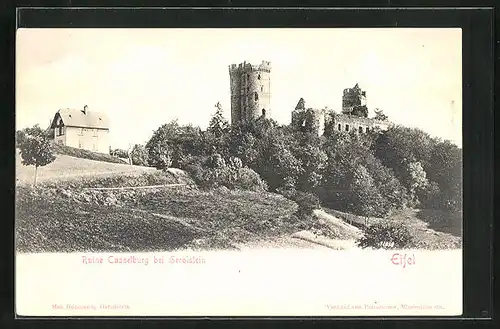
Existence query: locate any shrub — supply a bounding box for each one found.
[130,144,149,166]
[358,220,417,249]
[288,190,321,213]
[186,160,267,192]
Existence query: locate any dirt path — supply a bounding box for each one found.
[82,183,188,191]
[236,233,359,251]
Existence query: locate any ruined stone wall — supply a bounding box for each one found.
[331,113,392,134]
[229,61,271,125]
[291,107,326,136]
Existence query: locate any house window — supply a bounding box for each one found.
[366,127,369,133]
[338,124,341,131]
[346,125,349,132]
[258,74,261,80]
[58,125,64,136]
[78,128,83,136]
[359,126,363,133]
[254,92,259,101]
[261,86,264,92]
[262,109,266,117]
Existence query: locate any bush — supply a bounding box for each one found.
[130,144,149,166]
[207,167,268,192]
[181,153,268,192]
[358,220,417,249]
[288,190,321,213]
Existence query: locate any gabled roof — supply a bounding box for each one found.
[50,108,110,129]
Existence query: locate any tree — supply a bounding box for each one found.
[427,140,462,211]
[145,120,180,169]
[291,132,327,191]
[349,164,386,217]
[207,102,230,139]
[15,130,27,147]
[18,125,56,186]
[374,125,435,190]
[130,144,149,166]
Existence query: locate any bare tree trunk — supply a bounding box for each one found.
[34,165,38,186]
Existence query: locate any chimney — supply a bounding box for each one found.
[83,105,88,114]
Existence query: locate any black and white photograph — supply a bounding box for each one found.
[15,27,463,316]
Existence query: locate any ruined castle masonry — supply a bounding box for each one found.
[342,83,368,117]
[229,60,271,125]
[292,99,327,136]
[291,83,392,136]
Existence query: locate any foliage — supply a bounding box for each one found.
[358,219,417,249]
[16,130,27,147]
[255,128,303,191]
[207,102,230,139]
[348,164,387,217]
[143,104,461,216]
[185,156,268,192]
[18,125,56,185]
[110,148,129,158]
[290,133,328,191]
[130,144,149,166]
[284,190,321,215]
[427,140,462,211]
[145,121,207,169]
[374,125,461,210]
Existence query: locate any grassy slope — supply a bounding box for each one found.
[16,149,156,184]
[15,187,301,253]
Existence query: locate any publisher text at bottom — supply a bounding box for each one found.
[326,304,445,311]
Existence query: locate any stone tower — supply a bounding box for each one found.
[228,60,271,125]
[342,83,368,117]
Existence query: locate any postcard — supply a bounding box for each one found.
[15,27,463,317]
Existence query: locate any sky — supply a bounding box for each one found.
[16,28,462,149]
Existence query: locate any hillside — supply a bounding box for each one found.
[16,186,355,253]
[16,149,156,184]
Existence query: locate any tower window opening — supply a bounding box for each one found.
[359,126,363,133]
[346,124,349,132]
[258,74,261,80]
[262,109,266,117]
[338,124,341,131]
[254,92,259,101]
[261,86,264,92]
[366,127,369,133]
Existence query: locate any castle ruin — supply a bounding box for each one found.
[229,60,271,125]
[292,83,392,136]
[228,61,391,135]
